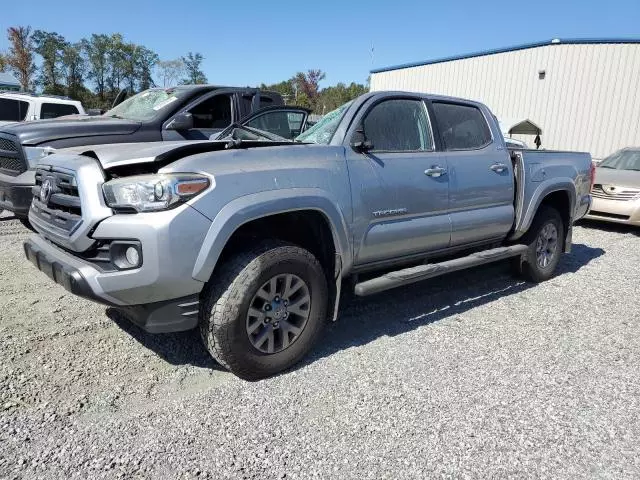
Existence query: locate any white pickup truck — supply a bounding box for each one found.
[0,92,85,127]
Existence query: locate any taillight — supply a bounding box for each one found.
[589,162,596,191]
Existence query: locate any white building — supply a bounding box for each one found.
[370,38,640,160]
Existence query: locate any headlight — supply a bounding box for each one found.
[24,146,56,168]
[102,173,211,212]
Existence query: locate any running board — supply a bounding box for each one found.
[354,244,529,297]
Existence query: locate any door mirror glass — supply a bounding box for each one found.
[165,112,194,131]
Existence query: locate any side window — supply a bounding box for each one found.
[40,103,79,119]
[0,99,30,121]
[363,99,433,152]
[245,111,306,139]
[189,94,232,129]
[432,102,492,150]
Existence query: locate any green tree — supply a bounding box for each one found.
[82,33,112,102]
[0,53,6,71]
[6,26,36,91]
[260,79,295,104]
[61,42,86,99]
[181,52,207,84]
[32,30,66,94]
[158,59,185,87]
[136,46,159,91]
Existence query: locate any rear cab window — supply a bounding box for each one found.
[40,103,80,119]
[0,98,30,122]
[432,102,492,150]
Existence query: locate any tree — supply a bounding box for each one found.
[292,69,326,110]
[61,42,86,99]
[157,59,185,87]
[181,52,207,84]
[6,26,36,91]
[136,46,159,90]
[83,33,112,101]
[0,53,6,71]
[260,79,295,104]
[32,30,67,94]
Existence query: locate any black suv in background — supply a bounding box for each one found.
[0,85,284,222]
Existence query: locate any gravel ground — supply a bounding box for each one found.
[1,210,639,479]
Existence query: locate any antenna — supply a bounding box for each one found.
[370,42,375,65]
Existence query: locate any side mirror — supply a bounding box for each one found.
[350,127,373,153]
[166,112,194,131]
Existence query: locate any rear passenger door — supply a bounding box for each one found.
[431,101,514,246]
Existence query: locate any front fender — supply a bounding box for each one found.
[191,188,352,283]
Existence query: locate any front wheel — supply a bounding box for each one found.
[200,241,329,380]
[515,205,564,283]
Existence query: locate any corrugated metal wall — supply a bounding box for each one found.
[370,43,640,159]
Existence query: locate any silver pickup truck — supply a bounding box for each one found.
[23,91,593,379]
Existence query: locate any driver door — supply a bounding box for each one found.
[162,92,235,140]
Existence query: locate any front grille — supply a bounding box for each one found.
[31,166,82,235]
[0,138,18,152]
[592,184,640,201]
[0,134,26,176]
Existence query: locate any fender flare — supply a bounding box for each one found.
[192,188,352,283]
[511,178,576,240]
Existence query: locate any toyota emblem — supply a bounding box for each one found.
[603,185,617,194]
[40,178,53,204]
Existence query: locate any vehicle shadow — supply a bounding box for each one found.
[301,242,605,368]
[107,243,604,374]
[106,308,224,370]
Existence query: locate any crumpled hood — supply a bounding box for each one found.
[595,167,640,188]
[57,140,212,168]
[0,116,141,145]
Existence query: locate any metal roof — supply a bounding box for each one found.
[370,38,640,74]
[0,72,20,86]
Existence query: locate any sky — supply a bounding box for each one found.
[1,0,639,88]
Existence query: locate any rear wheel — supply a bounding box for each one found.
[200,241,328,380]
[515,205,564,283]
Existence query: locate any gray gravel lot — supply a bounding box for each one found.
[1,210,639,479]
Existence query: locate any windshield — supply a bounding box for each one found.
[295,101,353,144]
[103,87,194,122]
[598,149,640,171]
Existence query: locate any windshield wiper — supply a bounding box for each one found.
[599,165,615,169]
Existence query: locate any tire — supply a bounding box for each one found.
[200,241,329,380]
[515,205,564,283]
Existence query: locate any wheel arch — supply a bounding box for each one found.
[511,180,575,250]
[192,188,351,284]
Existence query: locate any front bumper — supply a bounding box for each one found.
[585,196,640,226]
[23,204,213,333]
[24,236,202,333]
[0,170,35,217]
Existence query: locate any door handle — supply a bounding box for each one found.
[490,163,508,173]
[425,166,447,178]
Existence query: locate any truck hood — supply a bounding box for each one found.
[595,167,640,188]
[59,140,210,169]
[0,116,141,146]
